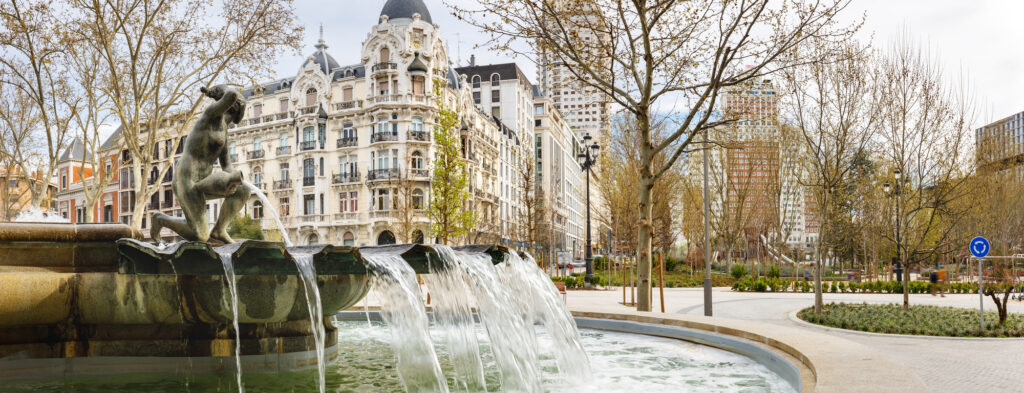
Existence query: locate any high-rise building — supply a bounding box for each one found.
[534,95,585,259]
[976,111,1024,177]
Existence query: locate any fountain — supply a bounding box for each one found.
[0,86,800,392]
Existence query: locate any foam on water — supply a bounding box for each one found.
[13,207,68,223]
[363,252,449,393]
[292,254,326,393]
[216,251,244,393]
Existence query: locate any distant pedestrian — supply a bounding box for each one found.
[930,269,939,296]
[937,264,947,298]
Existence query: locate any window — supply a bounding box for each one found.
[349,191,357,212]
[491,90,500,103]
[473,91,480,104]
[491,73,500,86]
[376,116,388,135]
[342,231,355,246]
[61,174,67,189]
[373,149,391,170]
[280,197,290,216]
[280,133,289,147]
[280,163,290,181]
[319,157,324,176]
[177,137,186,154]
[411,151,423,169]
[253,103,263,118]
[152,144,160,160]
[411,117,423,133]
[103,205,113,223]
[305,88,316,107]
[279,98,288,112]
[472,75,481,88]
[412,189,424,210]
[339,192,349,212]
[491,106,500,117]
[253,200,264,218]
[253,166,263,185]
[535,105,544,115]
[303,158,315,184]
[375,188,390,211]
[342,123,355,139]
[378,80,389,95]
[228,142,236,155]
[253,136,262,152]
[165,140,172,157]
[303,126,315,143]
[303,194,315,215]
[343,87,353,101]
[379,47,390,63]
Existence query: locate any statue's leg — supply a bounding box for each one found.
[210,181,251,244]
[151,212,198,242]
[176,180,211,242]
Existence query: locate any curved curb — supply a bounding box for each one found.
[570,308,927,393]
[787,309,1024,341]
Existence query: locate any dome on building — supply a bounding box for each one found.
[300,29,339,75]
[379,0,433,24]
[408,52,429,74]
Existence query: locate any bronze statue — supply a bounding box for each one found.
[151,85,250,244]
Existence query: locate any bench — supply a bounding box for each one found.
[553,280,567,302]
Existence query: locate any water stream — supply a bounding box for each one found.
[362,252,449,393]
[243,181,292,247]
[215,251,244,393]
[292,254,326,393]
[422,248,487,392]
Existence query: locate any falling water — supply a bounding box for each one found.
[422,249,487,392]
[242,181,292,247]
[499,252,591,380]
[444,249,542,392]
[292,254,326,393]
[215,251,244,393]
[363,252,449,393]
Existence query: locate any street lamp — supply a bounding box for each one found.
[884,168,903,284]
[577,134,600,282]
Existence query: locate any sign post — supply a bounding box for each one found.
[970,236,990,330]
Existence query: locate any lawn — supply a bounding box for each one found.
[798,303,1024,337]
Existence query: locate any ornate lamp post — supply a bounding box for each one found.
[577,134,600,282]
[884,168,902,283]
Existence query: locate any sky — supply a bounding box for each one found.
[273,0,1024,125]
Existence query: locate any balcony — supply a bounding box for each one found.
[370,210,394,219]
[408,130,430,142]
[276,112,290,120]
[333,212,358,223]
[369,94,404,105]
[273,179,292,190]
[229,153,238,162]
[247,150,265,160]
[411,94,432,105]
[302,176,315,187]
[336,137,358,148]
[300,140,317,151]
[333,100,362,111]
[298,106,318,115]
[252,182,265,191]
[161,200,173,209]
[410,169,429,178]
[332,172,361,184]
[277,146,291,156]
[299,214,327,223]
[371,62,397,73]
[367,168,400,181]
[371,132,398,143]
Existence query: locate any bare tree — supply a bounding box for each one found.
[68,0,303,229]
[0,0,76,210]
[782,39,880,314]
[875,32,976,310]
[516,149,548,251]
[450,0,857,311]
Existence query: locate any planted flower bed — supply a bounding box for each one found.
[731,277,981,294]
[798,303,1024,337]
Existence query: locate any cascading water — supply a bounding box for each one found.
[292,254,326,393]
[243,181,292,247]
[422,249,487,392]
[362,252,449,393]
[442,248,542,392]
[498,252,590,380]
[216,251,244,393]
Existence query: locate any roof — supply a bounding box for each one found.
[456,63,535,87]
[446,66,461,89]
[59,138,86,162]
[99,126,123,151]
[380,0,433,24]
[301,38,341,75]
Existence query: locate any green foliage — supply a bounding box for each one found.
[799,303,1024,337]
[767,265,781,279]
[593,256,608,270]
[730,264,748,280]
[552,275,586,289]
[227,215,263,241]
[427,80,475,243]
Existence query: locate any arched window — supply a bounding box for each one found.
[305,88,316,107]
[307,233,320,245]
[472,75,481,89]
[253,200,264,219]
[411,151,423,170]
[376,230,395,245]
[490,73,500,86]
[379,47,390,63]
[253,166,263,186]
[343,231,355,246]
[412,189,424,210]
[411,229,424,244]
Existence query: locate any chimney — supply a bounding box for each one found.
[469,54,476,67]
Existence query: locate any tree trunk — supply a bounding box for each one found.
[636,169,654,312]
[903,260,910,311]
[131,164,147,230]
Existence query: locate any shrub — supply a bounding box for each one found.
[767,265,781,279]
[730,264,748,280]
[798,303,1024,337]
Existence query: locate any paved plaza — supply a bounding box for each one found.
[565,287,1024,393]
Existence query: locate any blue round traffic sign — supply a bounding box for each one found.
[970,237,990,258]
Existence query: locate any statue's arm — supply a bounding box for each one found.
[219,145,234,173]
[201,86,241,118]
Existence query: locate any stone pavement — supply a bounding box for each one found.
[566,288,1024,393]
